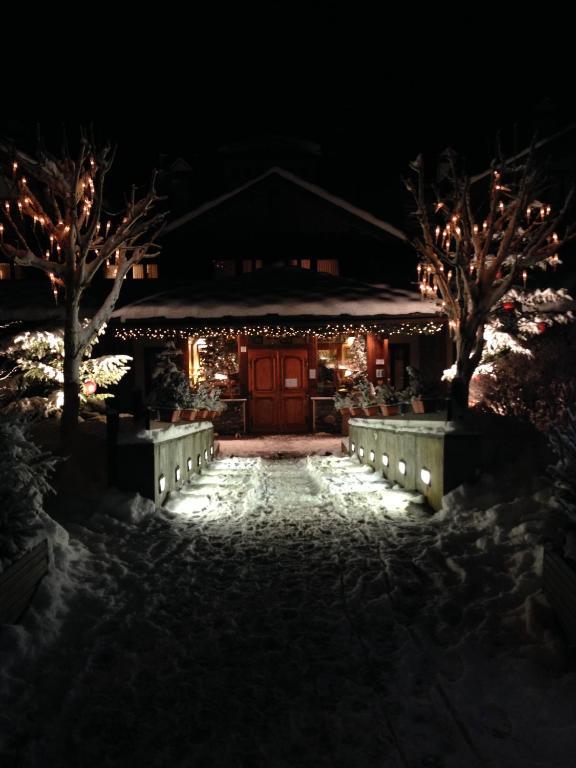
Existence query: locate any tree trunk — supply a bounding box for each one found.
[450,324,483,421]
[60,290,83,447]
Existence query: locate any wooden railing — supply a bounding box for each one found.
[0,539,49,624]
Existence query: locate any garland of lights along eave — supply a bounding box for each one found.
[114,320,445,341]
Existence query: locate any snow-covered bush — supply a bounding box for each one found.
[191,381,227,413]
[476,324,576,432]
[548,406,576,524]
[0,415,59,567]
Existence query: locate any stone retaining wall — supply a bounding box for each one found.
[115,422,215,506]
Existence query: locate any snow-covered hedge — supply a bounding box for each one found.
[0,415,60,570]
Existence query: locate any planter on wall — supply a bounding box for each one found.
[157,408,181,422]
[411,397,426,414]
[379,403,400,416]
[361,405,379,417]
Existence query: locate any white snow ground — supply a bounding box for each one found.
[1,449,576,767]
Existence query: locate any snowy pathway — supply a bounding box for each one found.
[2,455,575,767]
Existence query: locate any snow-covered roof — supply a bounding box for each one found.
[113,265,438,323]
[164,167,408,242]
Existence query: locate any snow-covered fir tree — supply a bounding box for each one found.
[1,325,132,414]
[148,343,192,408]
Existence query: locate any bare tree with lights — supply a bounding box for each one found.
[404,147,574,417]
[0,131,166,442]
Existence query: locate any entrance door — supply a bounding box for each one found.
[248,348,308,433]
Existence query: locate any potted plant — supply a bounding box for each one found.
[333,391,354,436]
[191,382,227,420]
[353,378,379,416]
[374,383,400,416]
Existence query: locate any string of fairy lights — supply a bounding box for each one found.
[416,169,562,303]
[0,153,134,303]
[114,320,445,341]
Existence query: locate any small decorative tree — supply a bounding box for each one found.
[147,343,192,412]
[404,146,574,417]
[346,335,367,376]
[0,130,166,443]
[197,337,238,381]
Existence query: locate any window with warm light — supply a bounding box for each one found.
[132,264,145,279]
[317,259,339,276]
[0,264,11,280]
[146,263,158,279]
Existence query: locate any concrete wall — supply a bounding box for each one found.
[115,422,215,506]
[348,418,482,511]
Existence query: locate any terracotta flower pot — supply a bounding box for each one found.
[157,408,181,422]
[180,409,197,421]
[379,403,399,416]
[411,397,425,414]
[361,405,379,417]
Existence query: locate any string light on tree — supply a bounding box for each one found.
[0,130,166,441]
[405,144,575,416]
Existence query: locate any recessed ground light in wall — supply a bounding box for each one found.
[398,460,406,475]
[197,455,202,467]
[204,449,208,461]
[158,474,166,493]
[420,468,431,486]
[175,465,181,483]
[382,453,389,467]
[359,447,364,458]
[187,457,192,471]
[369,450,375,462]
[210,445,214,457]
[351,442,356,453]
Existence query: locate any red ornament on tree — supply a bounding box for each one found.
[502,301,515,312]
[537,321,547,333]
[83,379,97,396]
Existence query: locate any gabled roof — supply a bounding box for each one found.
[164,166,408,242]
[113,265,436,323]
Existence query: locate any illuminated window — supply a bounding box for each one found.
[317,259,339,275]
[243,259,253,273]
[146,263,158,279]
[104,264,117,279]
[300,259,311,270]
[0,264,11,280]
[132,264,145,279]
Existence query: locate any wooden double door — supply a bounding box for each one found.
[248,348,308,433]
